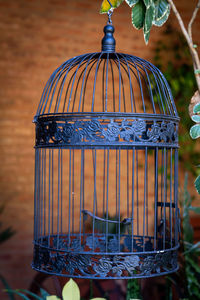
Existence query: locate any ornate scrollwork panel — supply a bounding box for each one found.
[33,244,178,278]
[35,117,178,147]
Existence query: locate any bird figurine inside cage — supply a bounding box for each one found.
[32,11,180,279]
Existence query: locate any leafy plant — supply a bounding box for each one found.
[190,102,200,194]
[165,174,200,299]
[100,0,170,43]
[181,174,200,299]
[152,25,200,177]
[4,279,106,300]
[126,277,142,300]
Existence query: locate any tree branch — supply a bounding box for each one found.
[167,0,200,93]
[188,0,200,43]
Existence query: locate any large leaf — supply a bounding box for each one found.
[195,175,200,194]
[125,0,139,7]
[154,0,168,18]
[193,102,200,113]
[153,0,170,27]
[131,0,146,29]
[62,279,80,300]
[100,0,124,13]
[190,124,200,139]
[144,5,155,32]
[191,115,200,123]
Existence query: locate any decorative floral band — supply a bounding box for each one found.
[35,118,178,147]
[33,245,178,278]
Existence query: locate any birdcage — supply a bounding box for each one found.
[32,20,180,279]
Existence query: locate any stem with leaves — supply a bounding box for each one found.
[167,0,200,94]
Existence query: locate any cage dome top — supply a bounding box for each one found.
[34,24,179,121]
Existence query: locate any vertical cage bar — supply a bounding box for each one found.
[127,150,129,218]
[51,150,54,235]
[57,149,61,249]
[106,149,109,253]
[72,149,75,234]
[48,149,51,246]
[60,149,63,234]
[131,147,135,252]
[136,150,139,236]
[146,148,148,237]
[103,150,106,219]
[163,148,166,250]
[116,150,118,233]
[80,148,84,250]
[82,148,85,242]
[143,147,147,250]
[68,149,72,248]
[41,149,44,239]
[154,147,158,250]
[170,148,173,248]
[34,150,38,241]
[44,149,46,237]
[92,150,97,251]
[174,149,179,245]
[118,149,121,252]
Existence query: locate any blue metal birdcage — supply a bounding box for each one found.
[32,19,180,279]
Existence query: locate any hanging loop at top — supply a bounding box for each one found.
[106,0,114,24]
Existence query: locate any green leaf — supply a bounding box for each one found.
[100,0,124,13]
[193,102,200,113]
[190,124,200,139]
[143,0,152,8]
[154,0,168,18]
[144,29,151,44]
[153,0,170,27]
[125,0,139,7]
[195,175,200,194]
[17,290,43,300]
[144,5,155,33]
[188,206,200,214]
[191,115,200,123]
[62,279,80,300]
[131,1,146,30]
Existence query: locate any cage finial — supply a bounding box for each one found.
[101,24,116,52]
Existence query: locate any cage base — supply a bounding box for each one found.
[32,243,179,279]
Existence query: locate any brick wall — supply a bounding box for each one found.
[0,0,199,295]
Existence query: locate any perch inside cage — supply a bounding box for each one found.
[32,18,180,279]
